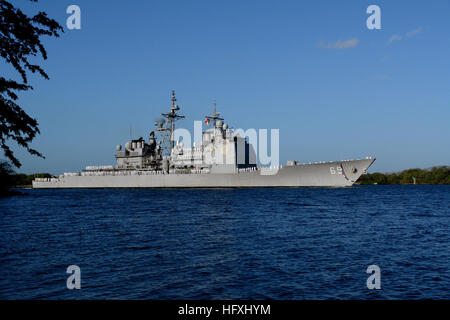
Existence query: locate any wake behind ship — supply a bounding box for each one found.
[33,91,375,188]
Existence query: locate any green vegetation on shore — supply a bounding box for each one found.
[0,160,51,196]
[11,173,53,187]
[358,166,450,185]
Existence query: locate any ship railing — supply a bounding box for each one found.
[189,168,211,174]
[80,170,174,176]
[33,177,59,182]
[62,168,215,177]
[85,165,114,171]
[64,172,81,176]
[238,167,259,173]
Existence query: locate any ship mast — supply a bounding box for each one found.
[206,100,224,128]
[161,90,185,152]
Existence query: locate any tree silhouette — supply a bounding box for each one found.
[0,159,14,194]
[0,0,63,167]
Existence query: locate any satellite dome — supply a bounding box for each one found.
[216,120,223,128]
[116,145,122,151]
[125,141,132,151]
[222,123,228,130]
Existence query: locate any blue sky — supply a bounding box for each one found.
[3,0,450,174]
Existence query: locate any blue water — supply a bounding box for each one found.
[0,185,449,299]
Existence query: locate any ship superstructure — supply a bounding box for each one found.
[112,91,256,175]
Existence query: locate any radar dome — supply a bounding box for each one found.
[116,145,122,151]
[222,123,228,130]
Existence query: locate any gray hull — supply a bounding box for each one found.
[33,158,375,188]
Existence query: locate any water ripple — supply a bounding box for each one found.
[0,185,449,299]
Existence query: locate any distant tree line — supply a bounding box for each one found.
[358,166,450,185]
[11,172,52,186]
[0,160,51,196]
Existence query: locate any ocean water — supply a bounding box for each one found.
[0,185,449,299]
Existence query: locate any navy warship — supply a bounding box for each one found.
[33,91,375,188]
